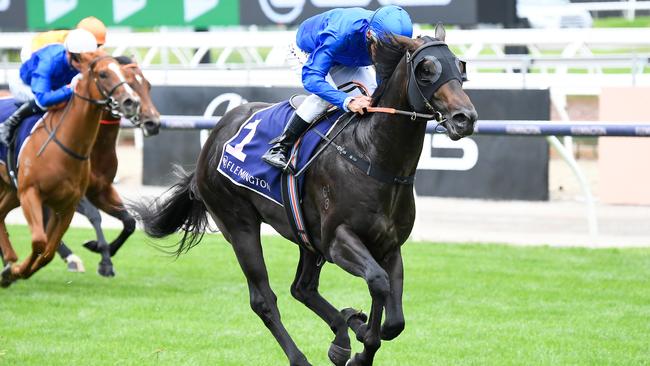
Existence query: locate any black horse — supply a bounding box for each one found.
[133,26,477,366]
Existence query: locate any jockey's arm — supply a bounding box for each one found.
[30,57,73,109]
[301,34,353,112]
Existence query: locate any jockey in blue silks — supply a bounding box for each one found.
[262,6,413,170]
[0,29,98,146]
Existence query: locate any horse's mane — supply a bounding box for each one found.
[370,35,422,103]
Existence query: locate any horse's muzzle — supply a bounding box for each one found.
[446,108,477,140]
[142,119,161,137]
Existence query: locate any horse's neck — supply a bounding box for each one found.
[358,70,427,176]
[53,93,103,159]
[93,123,120,155]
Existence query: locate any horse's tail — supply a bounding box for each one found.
[130,166,209,256]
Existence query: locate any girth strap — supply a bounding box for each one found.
[281,169,317,253]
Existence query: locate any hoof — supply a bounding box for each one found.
[328,342,351,366]
[82,240,101,253]
[97,262,115,277]
[1,263,14,288]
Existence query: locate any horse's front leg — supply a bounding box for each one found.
[380,248,405,341]
[27,207,75,276]
[329,224,390,366]
[8,187,48,282]
[226,223,311,366]
[290,247,351,366]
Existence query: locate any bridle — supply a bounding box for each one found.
[365,36,468,123]
[74,57,144,127]
[73,55,129,110]
[36,56,133,161]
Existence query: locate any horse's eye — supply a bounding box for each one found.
[98,71,108,79]
[422,63,435,75]
[417,62,436,82]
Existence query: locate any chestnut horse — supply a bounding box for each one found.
[134,27,477,365]
[0,52,140,287]
[56,56,161,277]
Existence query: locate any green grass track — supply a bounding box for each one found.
[1,226,649,365]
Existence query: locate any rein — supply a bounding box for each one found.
[365,106,443,122]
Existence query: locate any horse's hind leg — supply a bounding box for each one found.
[291,248,351,366]
[379,248,405,341]
[329,224,391,366]
[41,206,86,273]
[0,191,19,265]
[75,197,114,277]
[83,187,135,258]
[220,218,311,366]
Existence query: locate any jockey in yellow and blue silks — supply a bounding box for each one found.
[262,6,413,170]
[0,29,98,146]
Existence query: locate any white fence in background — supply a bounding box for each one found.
[2,28,650,94]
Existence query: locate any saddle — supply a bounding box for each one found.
[0,99,45,188]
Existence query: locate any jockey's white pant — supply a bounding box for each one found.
[287,41,377,123]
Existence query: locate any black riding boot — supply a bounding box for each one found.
[0,100,42,146]
[262,113,311,172]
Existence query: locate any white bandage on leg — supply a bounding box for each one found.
[295,94,330,123]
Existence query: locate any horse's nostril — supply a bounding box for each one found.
[452,112,469,127]
[143,120,160,135]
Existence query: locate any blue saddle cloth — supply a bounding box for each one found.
[217,101,344,205]
[0,98,45,166]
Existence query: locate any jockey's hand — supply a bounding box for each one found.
[69,74,83,92]
[346,96,372,115]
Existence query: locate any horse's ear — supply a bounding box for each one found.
[434,23,446,42]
